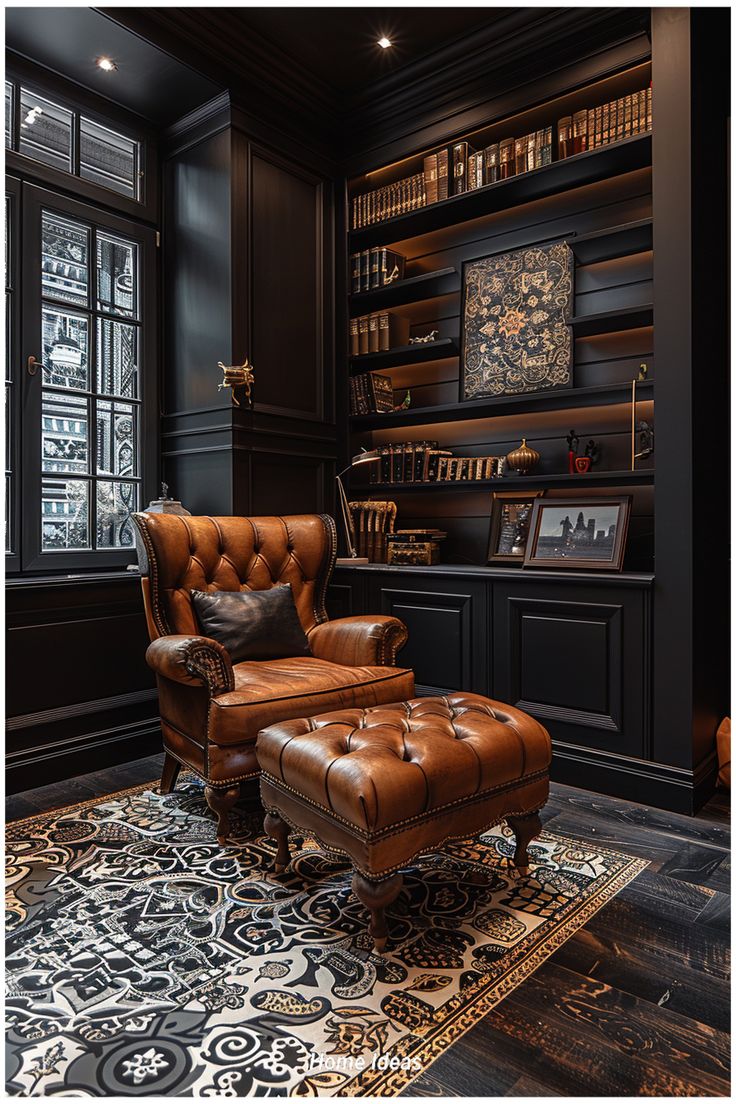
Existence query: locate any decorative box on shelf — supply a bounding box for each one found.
[386,529,447,566]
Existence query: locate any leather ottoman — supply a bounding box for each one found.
[256,693,552,951]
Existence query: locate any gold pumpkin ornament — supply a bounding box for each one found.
[506,438,540,475]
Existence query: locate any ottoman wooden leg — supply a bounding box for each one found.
[264,811,292,872]
[507,811,542,875]
[205,784,240,846]
[352,871,403,953]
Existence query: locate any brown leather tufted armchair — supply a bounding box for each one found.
[132,512,414,842]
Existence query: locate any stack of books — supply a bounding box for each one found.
[351,174,426,230]
[368,443,507,484]
[350,248,405,293]
[350,373,394,415]
[558,86,652,157]
[350,312,410,356]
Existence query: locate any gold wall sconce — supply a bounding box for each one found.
[218,358,255,407]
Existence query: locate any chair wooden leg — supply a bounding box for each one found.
[507,811,542,875]
[352,871,403,953]
[160,753,181,795]
[205,785,240,845]
[264,811,292,872]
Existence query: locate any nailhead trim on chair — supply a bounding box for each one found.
[183,640,235,695]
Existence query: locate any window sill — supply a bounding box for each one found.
[5,568,140,588]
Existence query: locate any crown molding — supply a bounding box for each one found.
[106,6,650,173]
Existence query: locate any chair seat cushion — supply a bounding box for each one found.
[207,657,415,746]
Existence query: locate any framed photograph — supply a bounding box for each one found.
[523,496,632,571]
[460,240,574,401]
[487,490,544,564]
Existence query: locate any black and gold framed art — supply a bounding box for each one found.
[461,240,574,401]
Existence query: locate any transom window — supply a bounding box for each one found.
[5,79,142,202]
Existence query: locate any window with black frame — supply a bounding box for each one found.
[4,76,156,573]
[38,206,142,553]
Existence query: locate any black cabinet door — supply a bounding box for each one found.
[365,572,488,695]
[492,578,651,757]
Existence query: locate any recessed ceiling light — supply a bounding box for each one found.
[377,37,393,49]
[96,57,117,72]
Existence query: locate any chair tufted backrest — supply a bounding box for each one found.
[133,513,336,641]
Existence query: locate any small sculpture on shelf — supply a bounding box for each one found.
[566,429,600,474]
[394,390,411,411]
[506,438,540,475]
[409,330,440,345]
[634,421,654,463]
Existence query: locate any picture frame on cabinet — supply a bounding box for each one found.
[487,490,545,564]
[523,495,631,571]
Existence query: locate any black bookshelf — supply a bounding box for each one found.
[350,267,459,312]
[350,337,458,374]
[570,304,653,337]
[349,134,651,249]
[570,217,653,264]
[351,469,654,494]
[350,381,653,429]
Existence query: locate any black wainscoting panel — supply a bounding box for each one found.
[249,451,328,515]
[365,573,488,694]
[6,575,158,792]
[518,610,613,715]
[251,149,326,422]
[493,580,648,758]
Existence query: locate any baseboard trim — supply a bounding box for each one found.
[6,717,162,794]
[551,740,718,814]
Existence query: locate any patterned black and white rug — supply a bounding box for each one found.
[6,777,646,1096]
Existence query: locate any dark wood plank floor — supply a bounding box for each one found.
[6,758,731,1097]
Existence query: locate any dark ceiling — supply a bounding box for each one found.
[4,7,221,125]
[236,7,508,95]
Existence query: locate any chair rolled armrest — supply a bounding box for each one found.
[146,635,235,695]
[308,616,408,667]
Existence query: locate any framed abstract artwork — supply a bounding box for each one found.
[523,496,632,571]
[461,240,574,400]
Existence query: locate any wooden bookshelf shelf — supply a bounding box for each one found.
[349,134,652,249]
[350,337,458,374]
[570,217,653,264]
[350,267,459,312]
[350,381,653,429]
[570,304,653,337]
[351,469,654,493]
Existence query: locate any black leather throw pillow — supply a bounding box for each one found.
[191,584,311,663]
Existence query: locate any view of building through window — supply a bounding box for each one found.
[40,209,140,551]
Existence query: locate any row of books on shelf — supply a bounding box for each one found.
[365,441,508,484]
[349,84,652,230]
[558,87,652,158]
[351,174,427,230]
[350,248,406,294]
[350,372,395,415]
[350,312,409,357]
